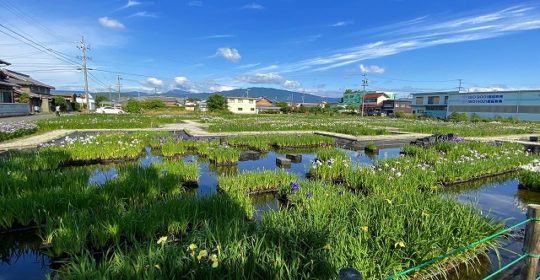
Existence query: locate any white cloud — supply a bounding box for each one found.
[282,80,301,89]
[235,63,261,69]
[209,84,236,92]
[128,11,157,18]
[359,64,385,74]
[331,20,354,27]
[252,4,540,73]
[238,73,283,84]
[216,47,241,62]
[237,73,301,90]
[145,77,163,87]
[242,3,264,10]
[174,76,190,85]
[199,34,235,39]
[117,0,141,11]
[98,17,125,29]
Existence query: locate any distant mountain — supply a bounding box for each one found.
[54,87,341,103]
[161,87,340,103]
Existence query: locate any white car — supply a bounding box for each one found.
[96,107,125,114]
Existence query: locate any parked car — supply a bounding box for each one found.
[96,107,124,114]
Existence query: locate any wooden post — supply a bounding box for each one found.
[522,204,540,280]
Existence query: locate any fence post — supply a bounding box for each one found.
[522,204,540,280]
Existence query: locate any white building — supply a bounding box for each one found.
[448,90,540,121]
[76,93,96,111]
[227,97,257,114]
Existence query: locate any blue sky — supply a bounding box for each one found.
[1,0,539,97]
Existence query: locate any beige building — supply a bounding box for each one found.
[227,97,257,114]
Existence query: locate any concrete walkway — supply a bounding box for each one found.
[1,119,537,151]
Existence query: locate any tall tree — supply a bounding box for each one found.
[207,94,228,112]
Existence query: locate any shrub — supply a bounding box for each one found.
[449,112,469,122]
[125,100,142,113]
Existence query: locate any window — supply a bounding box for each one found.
[250,108,255,111]
[0,90,13,103]
[237,107,243,111]
[249,100,254,104]
[365,98,378,103]
[415,97,423,105]
[228,99,234,103]
[427,96,440,105]
[444,96,449,104]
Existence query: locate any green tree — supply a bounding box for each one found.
[124,100,141,113]
[53,96,68,111]
[141,99,165,110]
[207,94,228,112]
[276,101,292,113]
[95,95,109,107]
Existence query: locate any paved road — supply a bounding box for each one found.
[0,114,57,123]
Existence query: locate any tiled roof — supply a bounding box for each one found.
[2,69,54,89]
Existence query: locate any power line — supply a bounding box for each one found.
[0,25,79,67]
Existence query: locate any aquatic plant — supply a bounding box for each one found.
[207,148,240,165]
[218,170,297,194]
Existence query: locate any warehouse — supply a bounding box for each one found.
[447,90,540,121]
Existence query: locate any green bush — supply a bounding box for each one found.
[125,100,142,113]
[449,112,469,122]
[141,99,166,110]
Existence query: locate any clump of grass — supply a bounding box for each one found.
[227,134,335,150]
[218,170,297,194]
[207,148,240,165]
[309,148,352,181]
[365,142,378,152]
[153,160,199,183]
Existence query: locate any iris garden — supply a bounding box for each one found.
[1,121,539,279]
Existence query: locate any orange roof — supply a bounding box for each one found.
[363,93,387,99]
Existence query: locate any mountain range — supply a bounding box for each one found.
[53,87,342,103]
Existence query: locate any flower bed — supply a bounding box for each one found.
[0,122,38,142]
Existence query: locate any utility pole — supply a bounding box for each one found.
[116,75,122,102]
[361,72,368,117]
[78,36,91,112]
[108,85,113,106]
[458,79,463,92]
[246,88,250,98]
[302,89,305,105]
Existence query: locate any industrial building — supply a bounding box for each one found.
[411,90,540,121]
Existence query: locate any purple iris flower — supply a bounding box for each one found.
[162,170,168,175]
[290,182,299,192]
[305,192,313,198]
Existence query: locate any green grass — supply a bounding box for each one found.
[207,148,240,165]
[519,170,540,191]
[218,170,297,194]
[36,114,185,131]
[55,181,501,279]
[227,134,335,150]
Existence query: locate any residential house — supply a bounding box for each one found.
[362,93,392,115]
[51,92,77,111]
[256,96,280,112]
[3,69,55,113]
[227,97,257,114]
[0,59,15,104]
[381,99,412,116]
[75,93,96,111]
[198,100,207,112]
[0,59,30,117]
[411,91,456,118]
